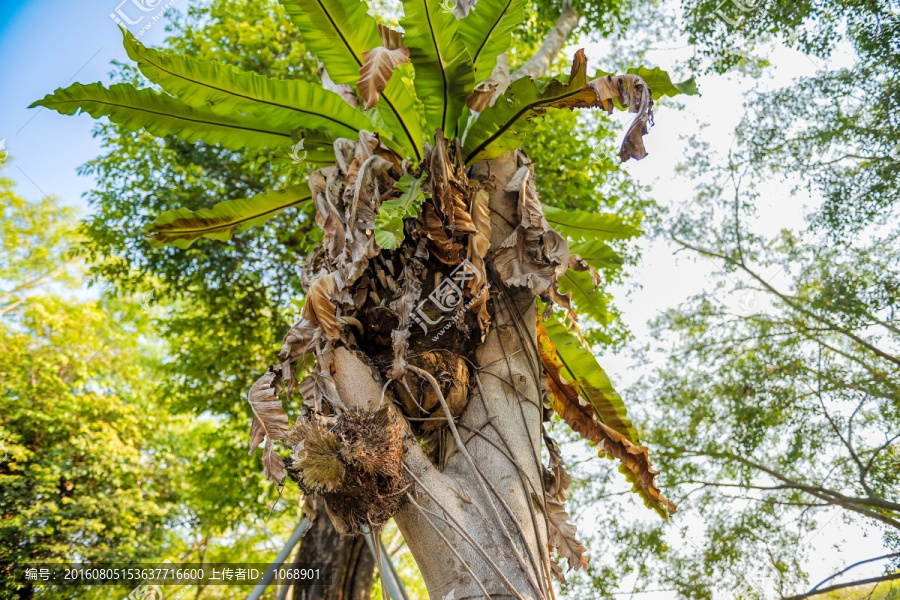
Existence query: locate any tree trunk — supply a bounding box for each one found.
[291,497,374,600]
[269,143,558,600]
[392,152,551,600]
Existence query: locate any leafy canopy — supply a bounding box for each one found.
[33,0,694,249]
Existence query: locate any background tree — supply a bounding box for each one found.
[0,179,182,599]
[542,0,900,596]
[564,133,900,597]
[0,171,307,599]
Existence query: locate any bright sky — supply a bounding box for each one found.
[0,0,889,597]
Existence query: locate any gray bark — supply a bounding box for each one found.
[510,5,580,81]
[392,153,552,600]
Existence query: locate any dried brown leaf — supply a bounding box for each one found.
[248,367,290,484]
[494,166,569,294]
[466,188,492,334]
[278,318,319,394]
[543,432,571,502]
[302,271,343,340]
[428,133,475,234]
[358,46,410,110]
[545,494,588,572]
[377,24,404,50]
[585,71,653,161]
[388,263,423,380]
[314,166,346,260]
[421,203,464,265]
[549,558,568,586]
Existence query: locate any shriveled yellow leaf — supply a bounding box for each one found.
[538,319,676,518]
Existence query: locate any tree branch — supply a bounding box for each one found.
[671,235,900,368]
[510,4,580,81]
[781,573,900,600]
[806,553,900,595]
[676,447,900,529]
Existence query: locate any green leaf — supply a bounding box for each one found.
[569,239,624,271]
[278,0,424,159]
[121,30,402,156]
[374,173,428,249]
[543,205,640,242]
[400,0,475,138]
[558,269,609,324]
[591,66,698,101]
[278,0,377,85]
[542,315,639,445]
[464,50,599,163]
[626,66,698,100]
[31,82,291,151]
[465,50,658,164]
[145,182,313,248]
[457,0,525,83]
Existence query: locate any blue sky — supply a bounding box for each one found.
[0,0,174,213]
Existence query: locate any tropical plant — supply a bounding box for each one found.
[33,0,696,595]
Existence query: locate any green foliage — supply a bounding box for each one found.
[0,186,176,596]
[0,178,79,292]
[31,82,293,151]
[569,121,900,595]
[34,0,687,247]
[122,29,403,155]
[146,181,313,248]
[0,176,302,598]
[400,0,475,138]
[568,239,624,270]
[543,204,640,241]
[736,65,899,237]
[543,316,639,444]
[457,0,525,82]
[374,173,429,249]
[680,0,898,75]
[465,51,695,163]
[557,269,612,324]
[463,53,594,162]
[624,65,698,99]
[516,0,637,55]
[278,0,426,158]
